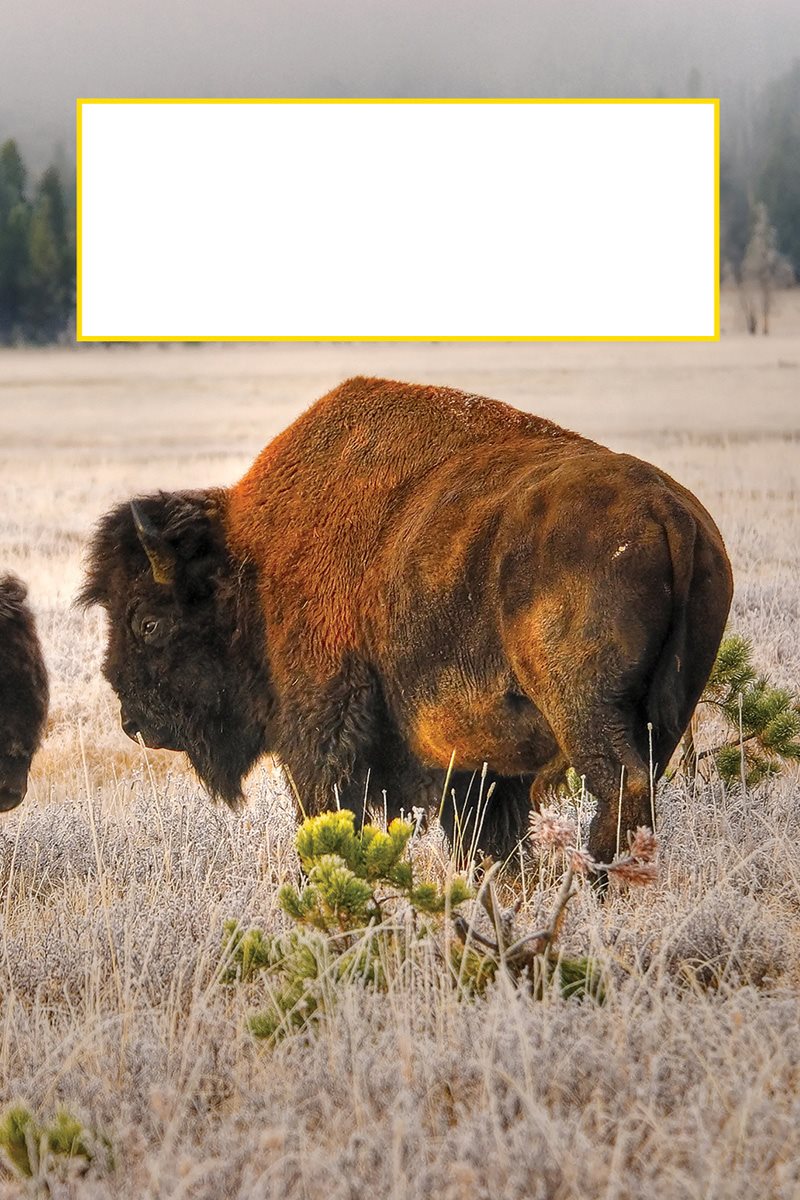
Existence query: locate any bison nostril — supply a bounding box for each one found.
[121,716,141,741]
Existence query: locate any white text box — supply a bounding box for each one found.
[78,100,717,340]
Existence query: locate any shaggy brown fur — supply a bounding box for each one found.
[81,377,733,859]
[0,574,49,811]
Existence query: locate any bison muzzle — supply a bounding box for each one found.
[80,377,733,861]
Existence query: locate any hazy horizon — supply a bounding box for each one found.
[2,0,799,171]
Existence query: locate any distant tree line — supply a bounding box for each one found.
[0,62,798,344]
[719,58,799,322]
[0,139,74,344]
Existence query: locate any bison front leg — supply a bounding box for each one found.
[274,657,386,820]
[281,723,435,829]
[279,753,356,822]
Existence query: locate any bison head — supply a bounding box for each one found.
[0,575,49,812]
[79,491,272,806]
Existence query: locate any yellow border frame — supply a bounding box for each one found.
[76,97,720,343]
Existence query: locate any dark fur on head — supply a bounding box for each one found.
[0,574,49,811]
[79,491,273,805]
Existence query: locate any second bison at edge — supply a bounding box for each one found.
[80,377,733,861]
[0,575,49,811]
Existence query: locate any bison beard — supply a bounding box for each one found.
[179,716,265,809]
[80,377,733,862]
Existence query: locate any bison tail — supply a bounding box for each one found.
[645,500,697,759]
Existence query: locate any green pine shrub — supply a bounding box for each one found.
[449,939,604,1003]
[281,809,472,929]
[0,1103,112,1183]
[223,809,606,1043]
[689,634,800,787]
[222,810,472,1041]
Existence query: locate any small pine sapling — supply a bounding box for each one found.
[222,809,472,1042]
[224,810,624,1042]
[685,635,800,788]
[280,809,471,930]
[220,921,283,984]
[0,1104,112,1184]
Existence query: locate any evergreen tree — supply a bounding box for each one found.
[0,139,29,343]
[0,139,25,202]
[21,171,71,342]
[739,202,794,335]
[757,60,800,275]
[39,165,74,302]
[689,635,800,789]
[0,141,74,343]
[719,154,751,277]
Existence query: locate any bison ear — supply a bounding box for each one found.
[131,502,175,586]
[149,492,227,604]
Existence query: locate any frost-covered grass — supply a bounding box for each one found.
[1,773,799,1198]
[0,304,799,1197]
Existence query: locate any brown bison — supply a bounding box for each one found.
[0,575,49,811]
[80,377,732,861]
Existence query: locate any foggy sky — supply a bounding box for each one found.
[2,0,799,167]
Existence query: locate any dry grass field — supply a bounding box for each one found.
[0,289,799,1197]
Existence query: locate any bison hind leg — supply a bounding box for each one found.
[561,736,652,866]
[524,713,653,867]
[528,752,572,812]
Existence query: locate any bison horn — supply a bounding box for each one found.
[130,502,174,586]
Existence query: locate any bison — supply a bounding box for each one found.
[0,574,49,812]
[80,377,732,861]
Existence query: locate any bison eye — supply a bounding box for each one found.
[133,611,171,645]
